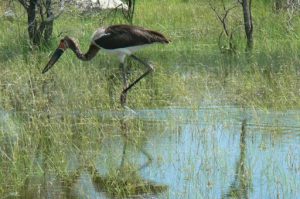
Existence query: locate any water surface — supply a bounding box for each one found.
[71,106,300,198]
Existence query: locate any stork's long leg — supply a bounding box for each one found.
[120,62,128,88]
[120,55,154,106]
[120,62,129,106]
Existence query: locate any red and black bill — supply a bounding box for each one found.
[42,42,65,74]
[42,48,65,74]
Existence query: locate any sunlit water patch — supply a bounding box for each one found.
[135,107,300,198]
[69,107,300,198]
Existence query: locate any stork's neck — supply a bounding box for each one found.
[65,37,99,61]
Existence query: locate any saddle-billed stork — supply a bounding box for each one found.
[42,24,170,106]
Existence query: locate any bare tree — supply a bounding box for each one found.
[209,0,253,52]
[209,0,239,54]
[238,0,253,51]
[16,0,63,46]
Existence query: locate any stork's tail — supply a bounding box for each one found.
[147,30,171,44]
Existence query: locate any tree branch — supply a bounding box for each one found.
[209,2,223,23]
[209,1,238,37]
[17,0,29,10]
[43,10,62,23]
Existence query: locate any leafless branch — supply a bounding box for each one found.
[209,1,238,37]
[209,0,240,53]
[209,2,223,22]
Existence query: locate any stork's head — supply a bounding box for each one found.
[42,37,69,74]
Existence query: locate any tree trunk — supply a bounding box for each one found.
[27,0,39,45]
[44,0,53,42]
[18,0,54,46]
[241,0,253,51]
[274,0,283,11]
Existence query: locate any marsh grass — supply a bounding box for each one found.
[0,0,300,197]
[90,164,168,198]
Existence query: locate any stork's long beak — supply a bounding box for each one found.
[42,48,64,74]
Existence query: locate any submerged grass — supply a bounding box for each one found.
[0,0,300,197]
[91,164,168,198]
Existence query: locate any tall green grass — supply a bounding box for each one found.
[1,0,299,111]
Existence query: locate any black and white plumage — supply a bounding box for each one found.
[42,24,170,106]
[92,25,169,62]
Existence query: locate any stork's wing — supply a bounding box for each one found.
[94,24,169,50]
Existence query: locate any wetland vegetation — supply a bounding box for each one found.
[0,0,300,198]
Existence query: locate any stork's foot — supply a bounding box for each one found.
[120,92,127,107]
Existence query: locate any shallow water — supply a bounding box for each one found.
[137,107,300,199]
[69,107,300,198]
[1,106,300,198]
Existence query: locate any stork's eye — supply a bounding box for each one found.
[58,40,66,50]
